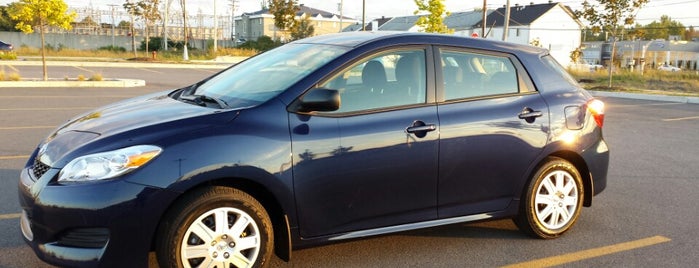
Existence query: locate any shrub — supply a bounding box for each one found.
[90,73,103,81]
[8,72,21,81]
[238,36,282,52]
[98,45,126,52]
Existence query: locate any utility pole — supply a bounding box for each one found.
[502,0,510,41]
[128,0,137,57]
[163,0,173,51]
[362,0,366,31]
[482,0,487,37]
[338,0,344,33]
[213,0,218,52]
[182,0,189,61]
[108,4,117,48]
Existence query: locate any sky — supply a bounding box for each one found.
[1,0,698,27]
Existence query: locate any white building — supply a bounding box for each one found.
[469,2,583,66]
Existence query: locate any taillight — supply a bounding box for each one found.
[587,99,605,127]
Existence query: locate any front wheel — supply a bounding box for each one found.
[156,186,273,268]
[514,157,584,239]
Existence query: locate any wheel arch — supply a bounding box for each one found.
[152,176,292,262]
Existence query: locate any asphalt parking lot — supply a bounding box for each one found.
[1,65,698,267]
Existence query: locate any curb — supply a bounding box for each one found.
[0,79,145,88]
[590,91,699,104]
[4,61,232,69]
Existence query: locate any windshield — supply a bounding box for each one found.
[190,43,349,109]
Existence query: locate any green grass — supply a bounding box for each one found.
[569,68,699,96]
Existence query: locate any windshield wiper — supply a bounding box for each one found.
[179,94,230,109]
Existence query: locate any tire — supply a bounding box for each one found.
[156,186,273,268]
[514,157,584,239]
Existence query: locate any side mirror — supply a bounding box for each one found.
[291,88,340,113]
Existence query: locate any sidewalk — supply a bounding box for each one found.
[590,91,699,104]
[0,56,242,88]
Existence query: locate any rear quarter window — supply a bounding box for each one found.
[541,55,580,87]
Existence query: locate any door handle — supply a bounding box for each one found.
[406,121,436,138]
[518,107,542,123]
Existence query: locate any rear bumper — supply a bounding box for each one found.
[582,137,609,196]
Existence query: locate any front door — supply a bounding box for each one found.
[290,48,440,237]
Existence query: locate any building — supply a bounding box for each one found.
[343,17,393,32]
[378,15,424,32]
[234,4,359,42]
[445,10,492,36]
[472,2,583,66]
[583,40,699,71]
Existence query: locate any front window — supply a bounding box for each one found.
[187,43,349,109]
[320,49,427,113]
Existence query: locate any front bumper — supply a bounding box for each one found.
[18,166,176,267]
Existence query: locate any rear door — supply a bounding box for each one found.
[435,48,550,218]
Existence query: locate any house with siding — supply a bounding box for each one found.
[472,2,582,66]
[234,4,358,42]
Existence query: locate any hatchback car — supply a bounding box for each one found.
[19,32,608,267]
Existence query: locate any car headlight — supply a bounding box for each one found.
[58,145,162,183]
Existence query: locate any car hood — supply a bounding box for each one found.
[38,92,229,166]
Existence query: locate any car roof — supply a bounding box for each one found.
[293,31,548,56]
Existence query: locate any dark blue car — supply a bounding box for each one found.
[19,32,608,267]
[0,40,13,51]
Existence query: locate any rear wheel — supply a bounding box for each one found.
[514,157,583,239]
[156,186,273,268]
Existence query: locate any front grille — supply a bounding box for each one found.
[32,158,51,179]
[57,228,110,248]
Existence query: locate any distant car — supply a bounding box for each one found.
[0,40,13,51]
[658,64,681,72]
[20,32,609,267]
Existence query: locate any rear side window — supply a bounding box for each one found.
[441,50,519,100]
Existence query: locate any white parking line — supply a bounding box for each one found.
[0,107,95,111]
[72,66,95,73]
[0,95,133,99]
[0,126,55,130]
[662,116,699,122]
[0,213,21,220]
[135,67,164,74]
[0,155,30,160]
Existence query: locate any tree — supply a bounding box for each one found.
[0,5,21,31]
[124,0,161,55]
[576,0,649,87]
[290,14,314,41]
[8,0,76,81]
[413,0,452,34]
[570,46,583,64]
[269,0,298,38]
[643,15,685,40]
